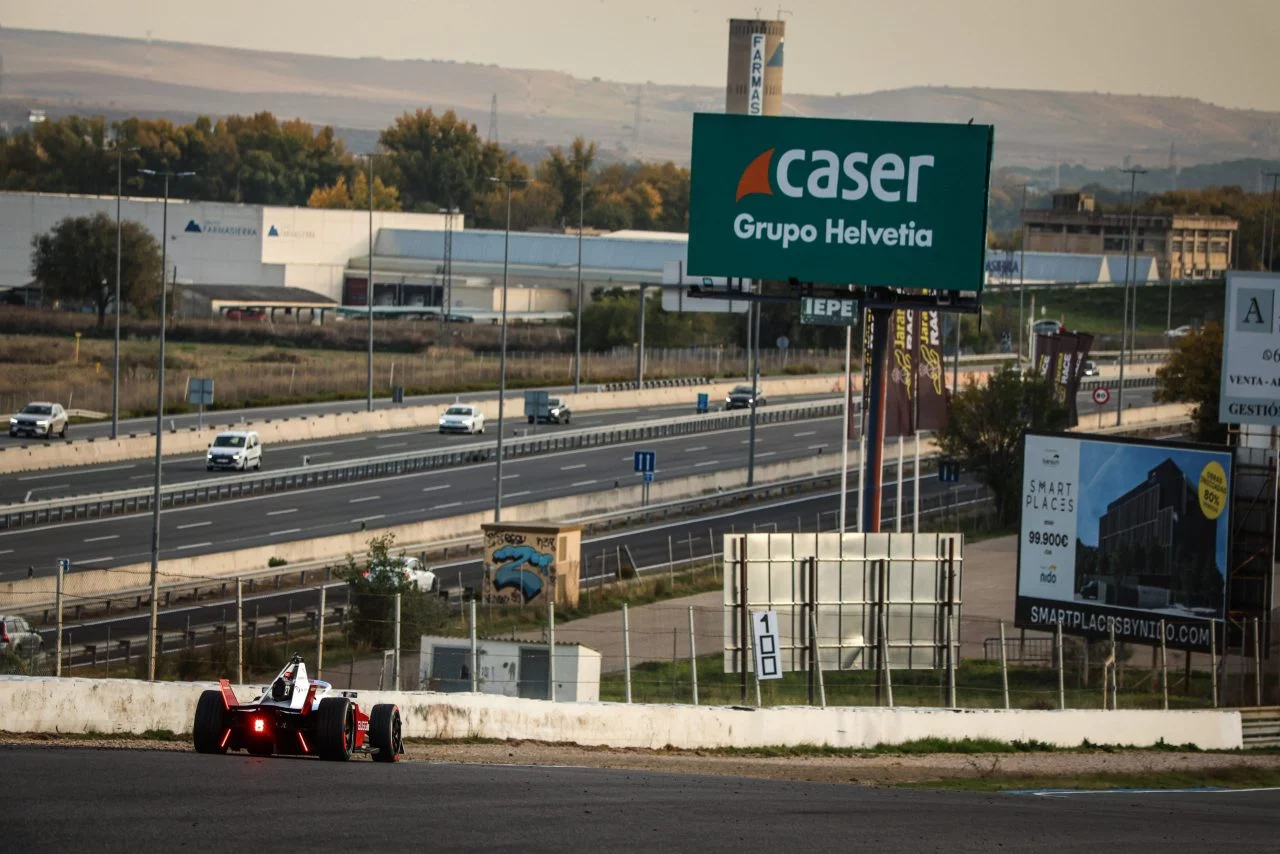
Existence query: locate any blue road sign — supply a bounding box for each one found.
[643,471,655,483]
[938,459,961,483]
[56,558,70,574]
[696,392,709,414]
[634,450,657,473]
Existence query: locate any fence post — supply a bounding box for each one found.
[469,598,478,693]
[316,585,326,680]
[688,606,698,706]
[622,603,632,703]
[392,593,401,691]
[1056,622,1065,710]
[235,577,244,684]
[810,610,826,708]
[998,621,1010,710]
[1159,619,1168,711]
[54,560,64,678]
[548,598,556,702]
[878,609,894,708]
[1254,616,1262,707]
[1210,623,1218,708]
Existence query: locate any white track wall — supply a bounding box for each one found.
[0,676,1242,750]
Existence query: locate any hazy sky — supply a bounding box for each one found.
[7,0,1279,110]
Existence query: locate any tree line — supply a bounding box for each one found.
[0,112,691,233]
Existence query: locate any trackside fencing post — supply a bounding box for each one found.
[810,613,826,708]
[54,559,65,678]
[1210,624,1218,708]
[1254,617,1262,707]
[1159,619,1168,711]
[392,593,401,691]
[548,598,556,702]
[878,609,893,708]
[622,603,632,703]
[688,606,698,706]
[998,621,1010,710]
[235,577,244,684]
[469,599,478,693]
[316,586,326,680]
[1056,622,1066,710]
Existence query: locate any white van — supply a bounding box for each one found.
[206,430,263,472]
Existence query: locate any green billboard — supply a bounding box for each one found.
[688,114,993,291]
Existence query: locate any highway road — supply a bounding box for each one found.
[3,749,1273,851]
[0,385,1155,505]
[39,472,981,657]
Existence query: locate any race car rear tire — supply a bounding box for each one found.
[315,697,355,761]
[369,703,403,763]
[192,690,228,755]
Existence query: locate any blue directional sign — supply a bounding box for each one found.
[55,558,70,574]
[938,459,961,483]
[634,450,657,473]
[696,393,709,414]
[643,471,655,484]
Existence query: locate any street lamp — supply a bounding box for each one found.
[137,166,195,681]
[488,173,529,522]
[574,163,585,393]
[1017,181,1028,367]
[1116,167,1146,427]
[358,153,387,412]
[111,142,141,440]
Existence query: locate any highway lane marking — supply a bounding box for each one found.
[269,528,302,536]
[793,430,816,437]
[130,474,153,480]
[18,464,136,481]
[348,495,382,503]
[0,549,11,555]
[501,474,520,480]
[177,541,213,550]
[693,460,720,467]
[267,508,297,516]
[83,535,119,543]
[350,515,386,524]
[684,446,708,452]
[421,484,451,493]
[807,443,828,450]
[25,483,70,493]
[177,521,213,530]
[1017,787,1280,798]
[377,442,408,449]
[431,502,463,510]
[78,556,115,564]
[306,452,333,459]
[571,480,597,487]
[375,431,417,439]
[560,464,587,470]
[506,490,532,498]
[757,451,776,457]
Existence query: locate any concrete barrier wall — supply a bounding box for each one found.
[0,676,1242,750]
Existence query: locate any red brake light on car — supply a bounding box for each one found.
[253,718,266,733]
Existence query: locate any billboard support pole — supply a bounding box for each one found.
[1210,623,1218,707]
[862,307,892,534]
[1056,622,1066,710]
[1254,616,1262,707]
[1159,619,1168,711]
[738,537,749,705]
[998,621,1010,710]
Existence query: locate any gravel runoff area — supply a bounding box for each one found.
[4,734,1278,786]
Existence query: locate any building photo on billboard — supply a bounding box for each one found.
[1015,432,1232,652]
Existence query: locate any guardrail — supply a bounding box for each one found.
[0,398,847,531]
[596,377,710,392]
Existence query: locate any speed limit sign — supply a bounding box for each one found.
[1092,387,1111,406]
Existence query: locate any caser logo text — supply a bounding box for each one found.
[732,145,936,251]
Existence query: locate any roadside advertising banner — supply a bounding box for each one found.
[1015,432,1232,652]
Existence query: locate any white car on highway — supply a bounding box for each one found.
[438,404,485,435]
[206,430,263,472]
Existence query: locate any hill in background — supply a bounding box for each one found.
[3,27,1279,172]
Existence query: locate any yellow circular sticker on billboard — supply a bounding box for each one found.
[1198,461,1228,520]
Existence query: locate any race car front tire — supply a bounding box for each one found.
[193,690,228,754]
[369,703,403,763]
[315,697,355,761]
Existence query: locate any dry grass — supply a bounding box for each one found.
[0,309,844,416]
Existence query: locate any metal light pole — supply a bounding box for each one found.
[1017,182,1028,366]
[488,174,529,522]
[574,165,585,393]
[111,142,142,439]
[137,167,194,681]
[1264,171,1280,272]
[1116,167,1145,427]
[746,281,762,486]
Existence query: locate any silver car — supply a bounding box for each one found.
[9,402,68,439]
[0,615,44,658]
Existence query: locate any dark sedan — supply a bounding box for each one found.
[724,385,766,410]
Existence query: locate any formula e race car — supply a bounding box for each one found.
[192,654,403,762]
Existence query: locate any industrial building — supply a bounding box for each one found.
[983,249,1160,287]
[1023,192,1238,281]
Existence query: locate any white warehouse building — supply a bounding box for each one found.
[0,191,458,305]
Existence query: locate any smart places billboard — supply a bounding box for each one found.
[1015,432,1232,652]
[687,113,993,290]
